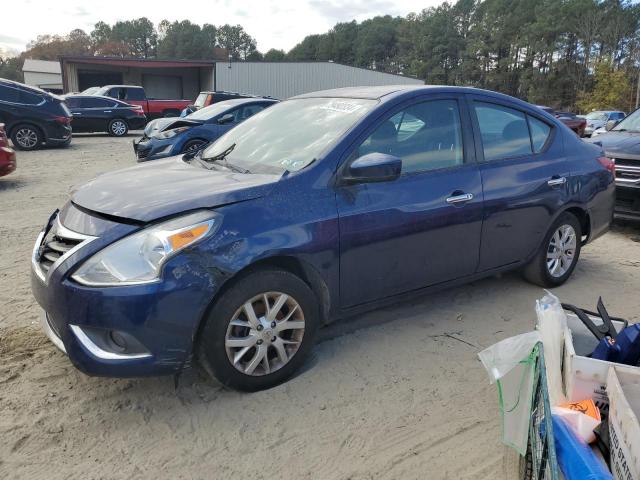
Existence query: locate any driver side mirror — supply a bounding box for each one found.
[342,152,402,184]
[606,120,619,131]
[217,113,235,125]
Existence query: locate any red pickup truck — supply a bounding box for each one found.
[93,85,191,120]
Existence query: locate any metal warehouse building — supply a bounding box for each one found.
[23,59,63,93]
[215,61,423,99]
[58,56,422,100]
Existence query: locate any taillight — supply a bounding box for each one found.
[132,106,145,116]
[597,156,615,174]
[53,115,71,125]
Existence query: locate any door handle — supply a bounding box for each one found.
[446,193,474,204]
[547,177,567,186]
[103,110,112,113]
[72,112,82,115]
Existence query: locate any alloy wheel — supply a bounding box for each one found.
[225,292,305,376]
[186,142,204,153]
[16,128,38,148]
[546,224,577,277]
[111,121,127,136]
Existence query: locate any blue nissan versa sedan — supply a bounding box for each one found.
[31,86,615,391]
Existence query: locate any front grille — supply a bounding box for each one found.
[137,146,151,159]
[33,215,95,281]
[613,157,640,186]
[39,229,83,273]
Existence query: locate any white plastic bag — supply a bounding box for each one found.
[536,291,567,406]
[551,406,601,444]
[479,331,541,454]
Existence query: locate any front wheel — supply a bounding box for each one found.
[181,139,206,154]
[523,212,582,287]
[197,269,319,391]
[108,119,128,137]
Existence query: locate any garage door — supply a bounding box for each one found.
[142,74,183,99]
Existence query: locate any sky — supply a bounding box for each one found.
[0,0,442,56]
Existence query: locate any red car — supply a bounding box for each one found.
[0,123,16,177]
[537,106,586,137]
[92,85,191,120]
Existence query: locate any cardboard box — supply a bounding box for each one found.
[562,313,637,416]
[607,366,640,480]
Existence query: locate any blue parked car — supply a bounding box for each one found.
[31,86,614,391]
[133,97,278,161]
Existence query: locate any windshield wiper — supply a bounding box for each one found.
[200,143,251,173]
[202,143,236,162]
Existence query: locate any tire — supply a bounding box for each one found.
[163,110,180,118]
[197,268,319,391]
[108,119,128,137]
[523,212,582,287]
[181,139,206,154]
[11,124,42,151]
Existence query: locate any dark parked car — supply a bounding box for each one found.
[537,105,587,137]
[31,86,614,391]
[64,95,146,136]
[0,79,72,150]
[133,98,277,161]
[586,107,640,220]
[0,123,16,177]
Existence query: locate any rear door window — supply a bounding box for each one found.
[474,102,532,161]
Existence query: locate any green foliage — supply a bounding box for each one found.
[6,1,640,110]
[286,0,640,111]
[577,62,631,111]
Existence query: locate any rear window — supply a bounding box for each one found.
[0,85,43,105]
[0,85,20,103]
[474,102,532,161]
[125,88,145,101]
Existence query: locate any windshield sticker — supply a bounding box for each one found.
[319,101,363,114]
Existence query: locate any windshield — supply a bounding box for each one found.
[82,86,100,95]
[586,111,608,121]
[613,109,640,132]
[201,97,376,174]
[186,101,240,121]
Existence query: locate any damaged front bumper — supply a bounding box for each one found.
[30,209,221,378]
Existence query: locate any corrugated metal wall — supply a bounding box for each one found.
[215,62,423,99]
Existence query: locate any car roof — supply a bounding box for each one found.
[292,85,535,106]
[214,97,278,106]
[98,85,143,89]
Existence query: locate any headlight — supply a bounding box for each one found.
[72,211,221,286]
[153,126,190,139]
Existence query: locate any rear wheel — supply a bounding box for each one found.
[197,269,319,391]
[108,119,128,137]
[523,212,582,287]
[11,124,42,150]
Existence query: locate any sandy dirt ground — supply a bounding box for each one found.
[0,134,639,480]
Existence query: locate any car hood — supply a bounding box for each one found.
[587,131,640,158]
[143,118,203,137]
[71,156,280,222]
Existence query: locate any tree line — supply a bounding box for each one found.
[1,0,639,112]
